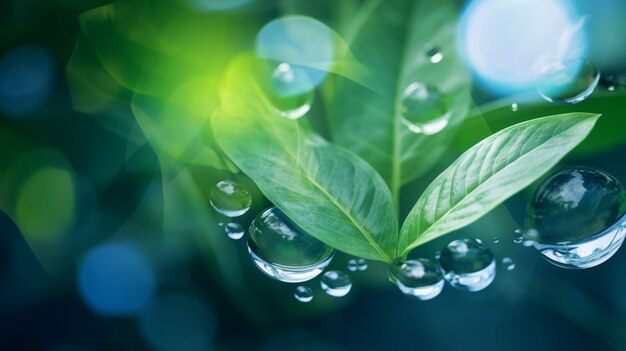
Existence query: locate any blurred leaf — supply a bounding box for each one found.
[399,113,599,256]
[454,91,626,158]
[213,56,397,262]
[326,0,472,205]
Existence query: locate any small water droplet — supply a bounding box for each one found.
[526,167,626,268]
[347,259,358,272]
[356,258,367,271]
[426,47,443,64]
[511,103,518,112]
[320,270,352,297]
[210,180,252,217]
[493,236,500,244]
[440,239,496,291]
[224,222,244,240]
[513,229,524,244]
[294,286,313,303]
[266,62,313,119]
[247,207,335,282]
[392,258,444,300]
[608,85,616,91]
[537,59,600,104]
[400,82,451,135]
[502,257,515,271]
[434,250,441,259]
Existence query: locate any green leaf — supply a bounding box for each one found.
[213,56,397,262]
[326,0,472,204]
[399,113,600,256]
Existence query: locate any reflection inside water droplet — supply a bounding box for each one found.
[537,59,600,104]
[400,82,451,135]
[247,207,334,282]
[392,258,444,301]
[440,239,496,291]
[210,180,252,217]
[294,285,313,302]
[320,270,352,297]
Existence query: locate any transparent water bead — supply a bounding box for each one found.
[347,258,368,272]
[502,257,515,271]
[265,62,314,119]
[493,236,500,244]
[247,207,334,282]
[320,270,352,297]
[511,103,518,112]
[526,167,626,268]
[400,82,451,135]
[294,286,313,303]
[440,239,496,292]
[425,47,443,64]
[513,229,523,244]
[392,259,444,301]
[224,222,244,240]
[537,59,600,104]
[210,180,252,217]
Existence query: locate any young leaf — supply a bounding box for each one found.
[213,56,398,262]
[399,113,600,257]
[326,0,471,203]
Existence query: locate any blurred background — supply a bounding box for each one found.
[1,0,626,350]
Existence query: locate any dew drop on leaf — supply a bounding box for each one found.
[526,167,626,268]
[247,207,334,282]
[392,258,444,301]
[224,222,244,240]
[294,285,313,303]
[210,180,252,217]
[320,270,352,297]
[400,82,450,135]
[537,59,600,104]
[265,62,313,119]
[440,239,496,292]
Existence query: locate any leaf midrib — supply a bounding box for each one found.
[401,116,595,255]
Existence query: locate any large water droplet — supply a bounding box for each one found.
[502,257,515,271]
[320,270,352,297]
[294,286,313,303]
[440,239,496,291]
[392,258,444,301]
[526,166,626,268]
[210,180,252,217]
[224,222,244,240]
[247,207,334,282]
[400,82,450,135]
[537,59,600,104]
[265,62,313,119]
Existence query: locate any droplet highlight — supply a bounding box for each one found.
[440,238,496,291]
[392,258,444,301]
[526,166,626,268]
[247,207,334,282]
[320,270,352,297]
[400,82,451,135]
[210,180,252,217]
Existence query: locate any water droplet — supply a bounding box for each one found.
[537,59,600,104]
[400,82,451,135]
[224,222,244,240]
[294,286,313,303]
[425,47,443,64]
[247,207,334,282]
[210,180,252,217]
[266,62,313,119]
[511,103,518,112]
[440,239,496,291]
[347,258,368,272]
[608,85,616,91]
[434,250,441,259]
[392,258,444,301]
[526,166,626,268]
[320,270,352,297]
[502,257,515,271]
[493,236,500,244]
[513,229,524,244]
